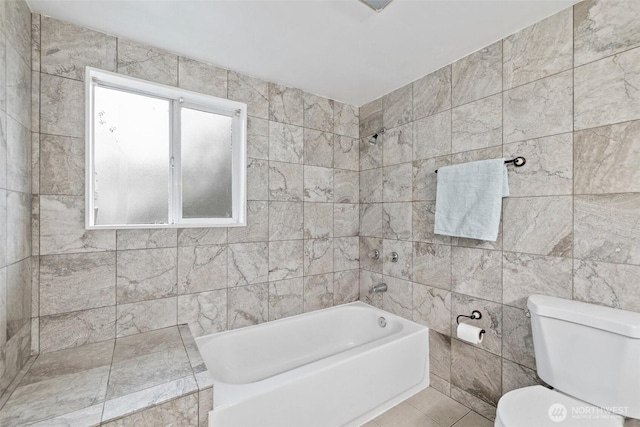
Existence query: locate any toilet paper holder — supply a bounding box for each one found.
[456,310,485,335]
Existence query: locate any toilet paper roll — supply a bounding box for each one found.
[457,323,484,345]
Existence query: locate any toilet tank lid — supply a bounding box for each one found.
[528,295,640,339]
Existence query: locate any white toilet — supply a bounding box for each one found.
[495,295,640,427]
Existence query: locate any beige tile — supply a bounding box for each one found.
[359,236,383,274]
[304,129,333,168]
[228,283,268,329]
[227,200,268,243]
[575,47,640,130]
[117,38,177,86]
[408,387,470,427]
[269,201,303,240]
[40,195,115,255]
[247,116,269,159]
[115,297,177,338]
[382,239,412,280]
[451,94,501,154]
[6,41,30,128]
[451,340,502,406]
[383,163,412,202]
[574,121,640,194]
[304,202,333,239]
[413,66,451,120]
[5,116,30,193]
[382,202,412,241]
[360,98,383,141]
[334,203,359,237]
[413,110,451,160]
[178,290,227,337]
[198,387,213,427]
[359,269,382,308]
[177,228,227,247]
[502,359,542,395]
[269,121,303,164]
[429,374,451,397]
[247,158,269,201]
[575,194,640,265]
[116,248,177,304]
[303,92,333,132]
[40,306,115,353]
[269,83,303,126]
[268,161,303,201]
[453,411,494,427]
[383,84,412,129]
[502,305,536,370]
[116,229,177,250]
[504,133,573,197]
[574,0,640,66]
[228,71,269,119]
[334,135,359,171]
[178,57,227,98]
[413,284,451,335]
[503,252,572,309]
[268,278,303,321]
[574,259,640,312]
[452,41,502,107]
[503,196,573,257]
[102,376,197,422]
[334,236,359,272]
[178,245,227,294]
[102,393,198,427]
[40,73,84,138]
[334,269,359,305]
[269,240,303,281]
[503,71,573,144]
[451,294,503,357]
[382,276,412,319]
[6,190,30,264]
[413,156,451,202]
[413,242,451,290]
[361,134,383,170]
[304,165,333,202]
[6,258,30,340]
[375,401,440,427]
[360,203,382,238]
[303,273,334,312]
[503,7,573,89]
[333,101,359,139]
[429,332,451,382]
[228,242,269,287]
[334,169,359,204]
[41,16,116,81]
[40,252,116,315]
[383,123,412,166]
[451,247,502,303]
[360,167,382,204]
[304,238,333,276]
[450,386,497,422]
[413,201,451,245]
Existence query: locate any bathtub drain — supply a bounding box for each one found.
[378,317,387,328]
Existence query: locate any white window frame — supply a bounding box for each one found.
[85,67,247,229]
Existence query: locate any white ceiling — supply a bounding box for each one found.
[27,0,579,106]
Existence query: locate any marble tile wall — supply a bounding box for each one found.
[359,0,640,420]
[0,0,33,399]
[31,16,360,354]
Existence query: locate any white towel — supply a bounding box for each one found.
[434,158,508,241]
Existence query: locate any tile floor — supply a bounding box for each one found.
[366,387,494,427]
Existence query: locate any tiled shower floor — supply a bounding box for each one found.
[365,387,493,427]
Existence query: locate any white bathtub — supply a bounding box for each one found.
[196,301,430,427]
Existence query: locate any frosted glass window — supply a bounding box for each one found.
[86,67,247,229]
[93,86,170,225]
[181,107,233,219]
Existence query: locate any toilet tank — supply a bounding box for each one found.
[528,295,640,419]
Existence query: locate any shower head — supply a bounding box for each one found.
[368,127,386,145]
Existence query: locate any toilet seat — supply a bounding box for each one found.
[495,386,624,427]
